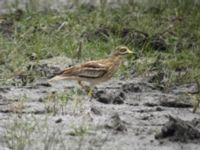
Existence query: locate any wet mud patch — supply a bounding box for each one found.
[155,116,200,143]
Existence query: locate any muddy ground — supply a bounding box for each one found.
[0,57,199,150]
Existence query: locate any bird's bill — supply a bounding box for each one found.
[127,48,134,54]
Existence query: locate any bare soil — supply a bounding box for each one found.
[0,57,200,150]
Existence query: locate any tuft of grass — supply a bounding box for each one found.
[44,91,72,115]
[69,125,90,137]
[43,88,85,115]
[4,117,37,150]
[9,100,25,113]
[3,116,67,150]
[68,123,91,150]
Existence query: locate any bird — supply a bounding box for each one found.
[49,46,133,96]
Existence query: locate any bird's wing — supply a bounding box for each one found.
[61,60,110,78]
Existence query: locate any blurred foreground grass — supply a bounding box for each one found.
[0,0,200,87]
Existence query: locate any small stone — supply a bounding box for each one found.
[91,107,102,115]
[55,118,62,123]
[156,107,163,111]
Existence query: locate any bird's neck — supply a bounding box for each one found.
[111,55,123,64]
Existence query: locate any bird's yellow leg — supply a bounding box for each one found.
[87,84,95,97]
[77,81,94,96]
[78,80,91,95]
[88,88,93,97]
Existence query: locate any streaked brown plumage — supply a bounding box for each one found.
[49,46,133,95]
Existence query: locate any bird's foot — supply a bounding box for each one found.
[87,88,93,97]
[77,81,96,97]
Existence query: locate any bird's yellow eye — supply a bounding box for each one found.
[119,48,127,53]
[119,47,133,54]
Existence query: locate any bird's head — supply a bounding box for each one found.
[112,46,134,56]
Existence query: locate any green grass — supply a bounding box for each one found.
[0,0,200,87]
[43,89,84,115]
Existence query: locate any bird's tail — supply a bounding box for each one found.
[48,75,68,82]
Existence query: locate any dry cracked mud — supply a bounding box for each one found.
[0,57,200,150]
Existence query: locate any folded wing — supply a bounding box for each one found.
[59,60,109,79]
